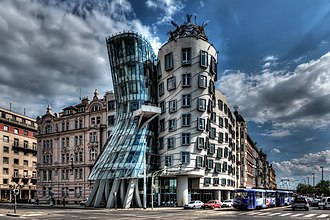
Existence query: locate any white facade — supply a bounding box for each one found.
[157,36,237,206]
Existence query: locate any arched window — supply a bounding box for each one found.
[91,104,100,112]
[45,125,52,134]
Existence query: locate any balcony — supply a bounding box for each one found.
[12,144,37,153]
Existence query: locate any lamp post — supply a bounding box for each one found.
[307,177,309,185]
[312,173,315,187]
[320,166,324,181]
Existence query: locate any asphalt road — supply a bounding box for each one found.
[0,204,329,219]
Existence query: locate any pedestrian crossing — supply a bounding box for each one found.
[233,211,329,219]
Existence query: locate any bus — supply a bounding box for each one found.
[276,190,294,206]
[265,190,276,207]
[233,188,267,210]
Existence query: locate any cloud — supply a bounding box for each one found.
[272,150,330,177]
[218,51,330,135]
[0,0,162,118]
[270,148,281,154]
[145,0,184,24]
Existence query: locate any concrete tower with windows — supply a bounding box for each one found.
[157,15,237,206]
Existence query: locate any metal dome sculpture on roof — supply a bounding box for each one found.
[168,14,208,42]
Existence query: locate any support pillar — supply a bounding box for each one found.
[214,190,221,201]
[177,176,188,207]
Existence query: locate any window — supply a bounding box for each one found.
[158,137,164,150]
[158,82,164,96]
[204,177,211,185]
[14,158,19,165]
[167,137,175,149]
[207,159,214,169]
[197,137,204,150]
[165,155,173,167]
[198,98,206,111]
[89,148,97,161]
[182,114,191,127]
[218,132,224,143]
[160,101,166,114]
[182,94,191,107]
[167,76,176,91]
[169,100,177,113]
[210,56,217,75]
[181,133,190,145]
[168,119,177,131]
[210,112,216,123]
[91,117,96,125]
[3,146,9,153]
[223,162,228,172]
[3,179,8,184]
[14,128,19,134]
[224,147,229,158]
[208,143,215,154]
[218,99,223,111]
[216,148,223,159]
[210,128,216,139]
[181,151,190,164]
[108,115,115,126]
[165,52,173,71]
[24,140,28,148]
[219,117,223,128]
[92,105,100,112]
[182,48,192,65]
[196,156,203,168]
[24,160,28,166]
[200,50,208,67]
[108,100,115,110]
[182,73,191,87]
[3,136,9,143]
[224,104,228,114]
[3,125,8,131]
[160,119,165,131]
[89,132,97,143]
[96,116,101,124]
[209,80,215,94]
[198,75,207,88]
[3,168,8,175]
[215,163,221,173]
[197,118,205,131]
[225,133,229,143]
[213,178,220,185]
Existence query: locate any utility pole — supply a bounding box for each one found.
[320,166,324,181]
[312,173,315,187]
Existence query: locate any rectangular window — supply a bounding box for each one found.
[167,76,176,91]
[210,112,216,123]
[108,115,115,126]
[167,137,175,149]
[158,137,164,150]
[225,118,228,128]
[3,168,9,175]
[169,100,177,113]
[216,148,223,159]
[219,117,223,128]
[182,94,191,107]
[182,48,192,65]
[14,128,19,134]
[208,143,215,155]
[200,50,208,67]
[181,114,191,127]
[224,147,229,158]
[218,132,224,143]
[3,136,9,143]
[181,133,190,145]
[158,82,164,96]
[198,75,207,88]
[3,146,9,153]
[210,56,217,75]
[215,163,221,173]
[182,73,191,87]
[165,155,173,167]
[165,52,173,71]
[3,125,8,131]
[181,151,190,164]
[204,177,211,185]
[160,119,165,131]
[24,160,28,166]
[218,99,223,111]
[213,178,220,185]
[207,159,214,169]
[198,98,206,111]
[210,128,216,139]
[197,118,205,131]
[223,162,228,172]
[197,137,204,150]
[225,133,229,143]
[168,118,177,131]
[160,101,166,114]
[209,80,215,94]
[196,156,203,168]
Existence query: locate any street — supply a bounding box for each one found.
[0,205,329,220]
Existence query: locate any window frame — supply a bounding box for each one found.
[200,50,208,67]
[165,52,174,71]
[182,48,192,65]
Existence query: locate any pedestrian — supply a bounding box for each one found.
[35,197,39,205]
[62,197,66,208]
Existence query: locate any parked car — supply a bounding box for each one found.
[318,197,330,210]
[292,197,309,211]
[184,200,204,209]
[221,199,233,208]
[202,200,222,209]
[79,198,88,206]
[311,199,321,207]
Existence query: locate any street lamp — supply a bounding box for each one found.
[307,177,309,185]
[312,173,315,187]
[320,166,324,181]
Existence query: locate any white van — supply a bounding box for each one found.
[318,197,330,210]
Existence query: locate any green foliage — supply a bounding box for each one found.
[296,180,330,196]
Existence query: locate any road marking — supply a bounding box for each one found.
[256,212,271,215]
[317,214,329,218]
[268,212,281,216]
[291,213,304,217]
[278,212,292,216]
[247,212,258,215]
[303,213,317,218]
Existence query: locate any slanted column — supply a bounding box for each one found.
[177,176,188,207]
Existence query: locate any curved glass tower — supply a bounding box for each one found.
[87,32,159,208]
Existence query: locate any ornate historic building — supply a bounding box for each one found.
[0,107,37,202]
[35,90,113,204]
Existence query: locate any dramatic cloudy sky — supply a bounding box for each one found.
[1,0,329,188]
